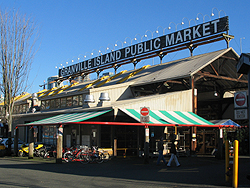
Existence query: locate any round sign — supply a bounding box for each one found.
[140,107,149,116]
[235,92,246,106]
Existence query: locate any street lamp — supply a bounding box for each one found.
[114,40,123,49]
[156,26,164,36]
[168,22,181,31]
[211,7,226,18]
[106,43,114,53]
[133,33,142,44]
[77,54,84,62]
[181,17,190,27]
[91,49,99,57]
[84,52,91,60]
[145,30,154,39]
[124,37,133,46]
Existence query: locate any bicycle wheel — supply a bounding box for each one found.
[102,153,110,162]
[18,150,25,157]
[96,153,104,164]
[39,149,48,158]
[63,151,73,163]
[79,151,90,164]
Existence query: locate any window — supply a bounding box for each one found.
[79,95,83,106]
[66,97,72,107]
[61,98,66,108]
[42,126,57,146]
[22,105,26,113]
[72,96,79,106]
[50,99,55,109]
[16,105,20,113]
[45,100,50,109]
[55,98,61,108]
[41,101,46,110]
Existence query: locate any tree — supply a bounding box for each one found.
[0,9,38,155]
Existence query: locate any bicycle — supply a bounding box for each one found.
[81,146,104,164]
[98,148,111,162]
[63,146,89,163]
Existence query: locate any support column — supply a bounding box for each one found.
[158,52,167,64]
[14,127,19,156]
[56,125,63,164]
[144,125,149,164]
[191,77,197,154]
[28,127,34,159]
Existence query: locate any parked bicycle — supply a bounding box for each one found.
[80,146,111,164]
[63,146,89,163]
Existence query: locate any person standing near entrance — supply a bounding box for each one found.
[167,140,180,167]
[157,137,167,165]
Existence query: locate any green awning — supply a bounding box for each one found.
[119,108,213,125]
[26,109,112,125]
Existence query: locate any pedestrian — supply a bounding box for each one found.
[167,140,180,167]
[157,137,167,165]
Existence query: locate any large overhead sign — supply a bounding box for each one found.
[59,16,228,78]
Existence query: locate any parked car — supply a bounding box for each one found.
[0,138,24,153]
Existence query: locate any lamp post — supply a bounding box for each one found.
[84,52,91,60]
[91,49,99,57]
[156,26,164,36]
[114,40,123,49]
[168,22,181,31]
[145,30,154,39]
[124,37,133,46]
[98,46,106,55]
[211,7,226,18]
[181,17,190,28]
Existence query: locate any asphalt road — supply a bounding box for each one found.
[0,155,250,188]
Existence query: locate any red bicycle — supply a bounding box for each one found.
[63,146,89,164]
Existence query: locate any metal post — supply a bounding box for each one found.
[225,140,229,182]
[233,140,239,188]
[114,139,117,157]
[144,126,149,164]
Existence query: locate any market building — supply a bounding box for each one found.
[0,15,246,158]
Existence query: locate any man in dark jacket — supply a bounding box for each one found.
[167,140,180,167]
[157,137,167,165]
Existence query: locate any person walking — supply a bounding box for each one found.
[167,140,180,167]
[157,137,167,165]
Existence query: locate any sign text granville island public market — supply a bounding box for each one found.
[59,16,228,78]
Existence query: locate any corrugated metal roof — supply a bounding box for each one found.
[40,48,244,99]
[131,48,237,86]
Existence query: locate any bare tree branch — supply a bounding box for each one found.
[0,9,38,152]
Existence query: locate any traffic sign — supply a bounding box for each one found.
[234,91,247,108]
[140,107,150,123]
[140,107,149,116]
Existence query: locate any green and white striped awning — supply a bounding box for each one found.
[120,108,213,125]
[26,110,112,125]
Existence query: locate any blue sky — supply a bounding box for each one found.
[0,0,249,94]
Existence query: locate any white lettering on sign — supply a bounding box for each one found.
[59,17,228,78]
